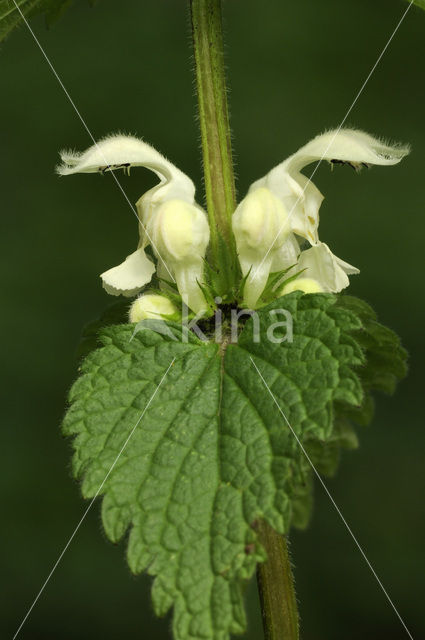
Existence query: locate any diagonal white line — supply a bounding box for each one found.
[249,356,414,640]
[12,357,176,640]
[249,0,414,285]
[11,0,176,283]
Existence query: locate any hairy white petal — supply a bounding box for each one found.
[150,199,210,262]
[156,258,175,286]
[249,172,323,245]
[282,129,410,173]
[243,257,274,310]
[234,188,290,251]
[248,128,409,245]
[57,134,196,247]
[57,134,202,297]
[100,247,155,297]
[232,188,294,307]
[174,262,209,314]
[296,242,359,293]
[57,134,194,195]
[291,173,323,244]
[270,234,300,273]
[148,199,210,313]
[334,255,360,276]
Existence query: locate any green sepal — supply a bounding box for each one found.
[205,232,241,303]
[257,264,302,306]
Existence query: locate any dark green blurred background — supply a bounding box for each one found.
[1,0,424,638]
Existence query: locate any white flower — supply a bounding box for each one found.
[58,128,409,313]
[249,128,409,245]
[234,128,409,306]
[295,243,359,292]
[129,294,178,323]
[148,199,210,313]
[57,134,210,312]
[232,187,299,308]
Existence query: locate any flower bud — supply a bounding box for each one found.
[148,199,210,313]
[129,294,178,323]
[280,277,323,296]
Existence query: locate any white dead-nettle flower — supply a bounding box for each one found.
[233,129,409,307]
[57,135,210,313]
[58,129,409,313]
[232,187,299,308]
[129,294,178,323]
[148,199,210,313]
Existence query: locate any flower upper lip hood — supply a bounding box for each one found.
[58,133,195,196]
[248,128,410,246]
[57,128,409,312]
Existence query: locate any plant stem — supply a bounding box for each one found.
[256,521,300,640]
[190,5,299,637]
[190,0,236,263]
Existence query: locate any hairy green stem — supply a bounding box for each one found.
[256,522,300,640]
[190,4,299,638]
[190,0,236,262]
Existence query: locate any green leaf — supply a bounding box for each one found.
[336,294,407,397]
[287,294,407,530]
[0,0,91,43]
[410,0,425,11]
[62,292,404,639]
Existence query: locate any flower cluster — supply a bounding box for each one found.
[57,129,408,317]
